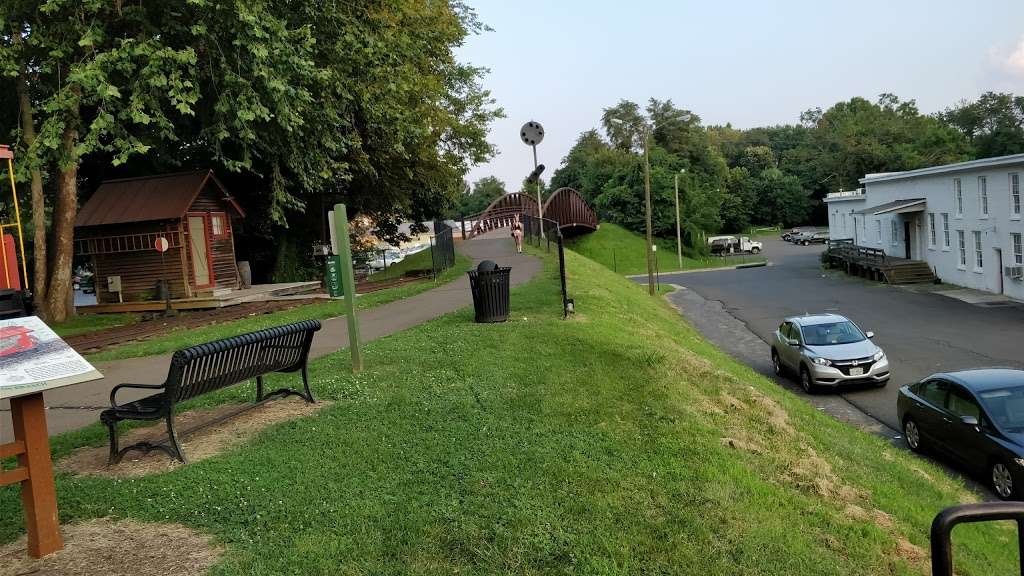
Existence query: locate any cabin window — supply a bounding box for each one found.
[211,213,229,238]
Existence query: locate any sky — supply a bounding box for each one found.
[456,0,1024,190]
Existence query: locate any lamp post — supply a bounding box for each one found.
[674,169,685,269]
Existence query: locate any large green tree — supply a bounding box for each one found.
[940,92,1024,158]
[2,0,500,321]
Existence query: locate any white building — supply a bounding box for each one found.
[824,153,1024,299]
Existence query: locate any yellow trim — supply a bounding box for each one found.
[6,158,28,291]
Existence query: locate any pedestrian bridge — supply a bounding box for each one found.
[463,188,598,239]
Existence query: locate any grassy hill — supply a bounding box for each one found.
[1,244,1012,574]
[567,223,764,275]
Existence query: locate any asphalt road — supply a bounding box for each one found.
[653,236,1024,430]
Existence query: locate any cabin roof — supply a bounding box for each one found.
[75,170,245,227]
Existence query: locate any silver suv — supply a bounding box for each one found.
[771,313,889,393]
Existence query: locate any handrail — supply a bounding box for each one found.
[931,502,1024,576]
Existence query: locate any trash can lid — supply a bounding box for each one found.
[477,260,499,272]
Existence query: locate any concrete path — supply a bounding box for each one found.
[0,235,539,439]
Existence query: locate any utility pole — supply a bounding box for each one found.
[674,169,685,270]
[642,128,655,296]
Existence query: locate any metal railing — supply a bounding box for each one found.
[430,221,455,279]
[931,502,1024,575]
[520,213,573,318]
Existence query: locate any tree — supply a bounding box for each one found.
[940,92,1024,158]
[457,175,506,215]
[1,0,501,319]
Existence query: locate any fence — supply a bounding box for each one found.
[430,220,455,280]
[520,214,574,318]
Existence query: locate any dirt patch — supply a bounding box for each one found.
[58,397,330,478]
[0,518,221,576]
[895,537,927,564]
[746,386,795,435]
[785,446,864,503]
[844,504,894,530]
[719,392,748,411]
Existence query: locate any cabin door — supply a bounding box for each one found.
[187,214,214,288]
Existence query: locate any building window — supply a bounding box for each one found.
[210,213,228,238]
[890,220,898,245]
[876,220,882,243]
[941,213,950,248]
[1012,173,1021,217]
[954,178,963,217]
[979,176,988,217]
[1013,233,1023,266]
[973,230,983,270]
[928,213,936,247]
[957,230,966,268]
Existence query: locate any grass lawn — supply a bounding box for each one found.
[568,223,765,275]
[82,253,471,362]
[369,246,435,280]
[50,312,141,337]
[1,245,1014,574]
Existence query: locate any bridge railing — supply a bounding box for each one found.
[460,207,525,240]
[521,213,562,253]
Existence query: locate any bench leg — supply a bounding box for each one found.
[166,415,187,464]
[301,365,315,403]
[103,417,121,465]
[256,375,264,403]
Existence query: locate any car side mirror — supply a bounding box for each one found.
[960,415,979,427]
[865,331,875,339]
[787,338,800,347]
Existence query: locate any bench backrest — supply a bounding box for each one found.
[165,319,321,404]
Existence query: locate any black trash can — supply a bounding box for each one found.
[467,261,511,323]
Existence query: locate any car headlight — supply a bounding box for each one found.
[872,350,885,362]
[811,356,832,366]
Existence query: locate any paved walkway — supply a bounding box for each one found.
[0,234,540,439]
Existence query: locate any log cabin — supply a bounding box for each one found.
[74,170,246,304]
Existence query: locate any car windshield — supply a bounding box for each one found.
[801,321,866,346]
[978,386,1024,431]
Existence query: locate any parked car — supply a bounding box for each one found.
[368,248,404,271]
[771,313,889,393]
[799,232,830,246]
[707,235,763,255]
[781,228,804,241]
[897,369,1024,500]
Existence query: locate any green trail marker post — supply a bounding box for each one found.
[324,256,343,298]
[332,204,363,372]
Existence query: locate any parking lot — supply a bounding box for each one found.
[654,236,1024,431]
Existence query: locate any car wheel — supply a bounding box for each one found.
[802,240,809,246]
[992,461,1018,500]
[904,418,922,453]
[771,349,783,376]
[799,365,817,394]
[751,247,761,254]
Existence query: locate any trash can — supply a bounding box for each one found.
[325,255,344,298]
[467,260,511,323]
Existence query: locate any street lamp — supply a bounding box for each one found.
[675,169,685,269]
[610,118,655,295]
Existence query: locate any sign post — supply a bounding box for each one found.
[332,204,363,372]
[154,236,171,314]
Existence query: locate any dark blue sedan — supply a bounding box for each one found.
[897,369,1024,500]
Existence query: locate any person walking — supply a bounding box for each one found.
[510,215,524,253]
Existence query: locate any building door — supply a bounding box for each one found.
[995,248,1004,294]
[187,214,214,288]
[903,221,911,260]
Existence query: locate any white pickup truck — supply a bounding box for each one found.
[707,235,763,255]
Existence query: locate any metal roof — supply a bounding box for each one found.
[860,153,1024,184]
[854,198,926,216]
[75,170,244,227]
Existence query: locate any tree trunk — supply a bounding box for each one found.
[45,127,78,323]
[15,69,49,319]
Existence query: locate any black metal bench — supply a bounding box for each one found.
[100,319,321,464]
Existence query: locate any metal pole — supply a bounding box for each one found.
[533,145,545,239]
[675,172,683,270]
[643,129,655,296]
[332,204,363,373]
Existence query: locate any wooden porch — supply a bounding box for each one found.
[75,281,323,314]
[825,240,936,284]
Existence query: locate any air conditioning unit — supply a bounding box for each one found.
[1005,266,1024,280]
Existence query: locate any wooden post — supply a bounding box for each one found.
[3,392,63,558]
[332,204,363,372]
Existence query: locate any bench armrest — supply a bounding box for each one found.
[110,383,166,408]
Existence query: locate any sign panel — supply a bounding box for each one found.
[0,316,102,400]
[154,236,169,253]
